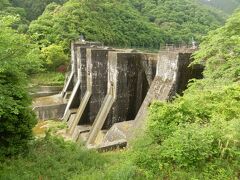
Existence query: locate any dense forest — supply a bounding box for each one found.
[200,0,240,13]
[0,0,240,179]
[29,0,226,49]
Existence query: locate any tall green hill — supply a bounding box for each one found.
[9,0,67,21]
[130,0,225,44]
[29,0,225,49]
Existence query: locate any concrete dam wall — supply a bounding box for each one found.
[33,41,203,149]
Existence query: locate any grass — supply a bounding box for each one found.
[0,120,138,180]
[32,120,67,138]
[30,72,65,86]
[0,136,136,180]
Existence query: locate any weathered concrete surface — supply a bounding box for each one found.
[43,41,203,150]
[63,46,85,121]
[68,91,91,134]
[86,52,117,145]
[86,52,158,146]
[68,48,111,135]
[30,86,63,98]
[175,53,204,95]
[104,52,158,129]
[33,94,66,120]
[97,139,127,152]
[72,125,91,142]
[102,51,203,147]
[132,51,204,131]
[61,41,102,99]
[100,52,178,146]
[61,71,74,99]
[102,120,134,143]
[86,49,110,124]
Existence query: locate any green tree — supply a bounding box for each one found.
[9,0,67,21]
[0,16,39,157]
[132,9,240,179]
[29,0,164,49]
[41,44,68,71]
[29,0,225,51]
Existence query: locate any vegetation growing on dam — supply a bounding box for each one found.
[0,0,240,179]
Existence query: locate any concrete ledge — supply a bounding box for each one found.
[103,121,134,143]
[33,103,67,120]
[33,94,66,120]
[98,139,127,152]
[86,139,127,152]
[30,86,63,98]
[31,92,61,98]
[30,86,63,92]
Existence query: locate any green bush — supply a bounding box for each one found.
[132,84,240,179]
[40,44,68,71]
[30,72,65,86]
[0,135,138,180]
[0,16,38,157]
[131,10,240,179]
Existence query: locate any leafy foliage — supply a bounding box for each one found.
[132,9,240,179]
[29,0,225,50]
[40,44,68,71]
[0,0,29,32]
[0,16,40,157]
[9,0,67,21]
[199,0,240,14]
[194,10,240,82]
[30,72,65,86]
[130,0,225,44]
[29,0,163,49]
[0,135,137,180]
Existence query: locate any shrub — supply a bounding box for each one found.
[40,44,68,71]
[0,68,37,157]
[0,16,38,157]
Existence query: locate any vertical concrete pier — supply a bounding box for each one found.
[63,46,89,122]
[87,52,158,146]
[61,42,76,99]
[86,52,117,145]
[68,48,110,135]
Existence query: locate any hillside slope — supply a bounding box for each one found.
[130,0,225,43]
[9,0,67,21]
[199,0,240,13]
[29,0,225,49]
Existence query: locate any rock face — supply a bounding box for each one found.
[33,41,203,150]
